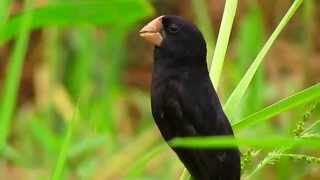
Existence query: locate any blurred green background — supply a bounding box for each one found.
[0,0,319,179]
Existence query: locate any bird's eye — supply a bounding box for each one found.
[168,24,179,34]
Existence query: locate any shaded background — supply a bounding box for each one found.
[0,0,319,179]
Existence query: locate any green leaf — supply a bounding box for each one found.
[0,0,33,152]
[171,136,320,149]
[52,102,79,180]
[233,83,320,130]
[30,117,61,155]
[236,4,265,117]
[209,0,238,88]
[0,0,154,44]
[224,0,304,120]
[0,0,11,30]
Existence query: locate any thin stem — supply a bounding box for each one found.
[209,0,238,89]
[0,0,33,152]
[224,0,304,119]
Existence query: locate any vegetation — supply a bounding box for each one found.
[0,0,319,179]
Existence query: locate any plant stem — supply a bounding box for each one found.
[209,0,238,89]
[52,100,79,180]
[224,0,304,120]
[0,0,33,152]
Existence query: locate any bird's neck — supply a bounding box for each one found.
[154,48,208,72]
[152,52,209,85]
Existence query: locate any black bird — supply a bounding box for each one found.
[139,15,240,180]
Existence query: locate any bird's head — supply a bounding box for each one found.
[140,15,207,67]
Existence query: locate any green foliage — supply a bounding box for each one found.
[241,149,258,173]
[233,83,320,130]
[0,0,154,44]
[0,0,319,179]
[171,135,320,149]
[224,0,304,121]
[236,4,265,117]
[0,0,11,30]
[209,0,238,88]
[52,102,79,180]
[0,0,33,152]
[277,153,320,164]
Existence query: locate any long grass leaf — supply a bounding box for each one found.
[236,5,265,117]
[209,0,238,88]
[52,101,79,180]
[0,0,154,44]
[171,136,320,149]
[0,0,33,152]
[224,0,304,119]
[232,83,320,130]
[0,0,11,30]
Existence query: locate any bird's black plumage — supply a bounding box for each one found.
[144,15,240,180]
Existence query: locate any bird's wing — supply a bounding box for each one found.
[164,81,240,180]
[164,80,230,137]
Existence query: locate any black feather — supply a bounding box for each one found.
[150,15,240,180]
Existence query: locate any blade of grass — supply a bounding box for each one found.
[302,0,315,85]
[171,136,320,149]
[0,0,33,152]
[232,83,320,131]
[209,0,238,88]
[0,0,154,45]
[29,116,61,155]
[0,0,11,30]
[236,4,265,117]
[224,0,304,120]
[93,27,126,135]
[248,104,318,178]
[52,100,79,180]
[67,27,96,98]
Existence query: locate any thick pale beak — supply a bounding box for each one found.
[139,16,164,46]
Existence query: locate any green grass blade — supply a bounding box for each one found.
[224,0,304,119]
[0,0,154,44]
[171,136,320,149]
[236,4,265,117]
[0,0,11,30]
[247,119,318,178]
[232,83,320,130]
[30,117,60,155]
[67,28,96,98]
[209,0,238,88]
[0,0,33,152]
[52,101,79,180]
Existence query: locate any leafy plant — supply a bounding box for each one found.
[0,0,319,179]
